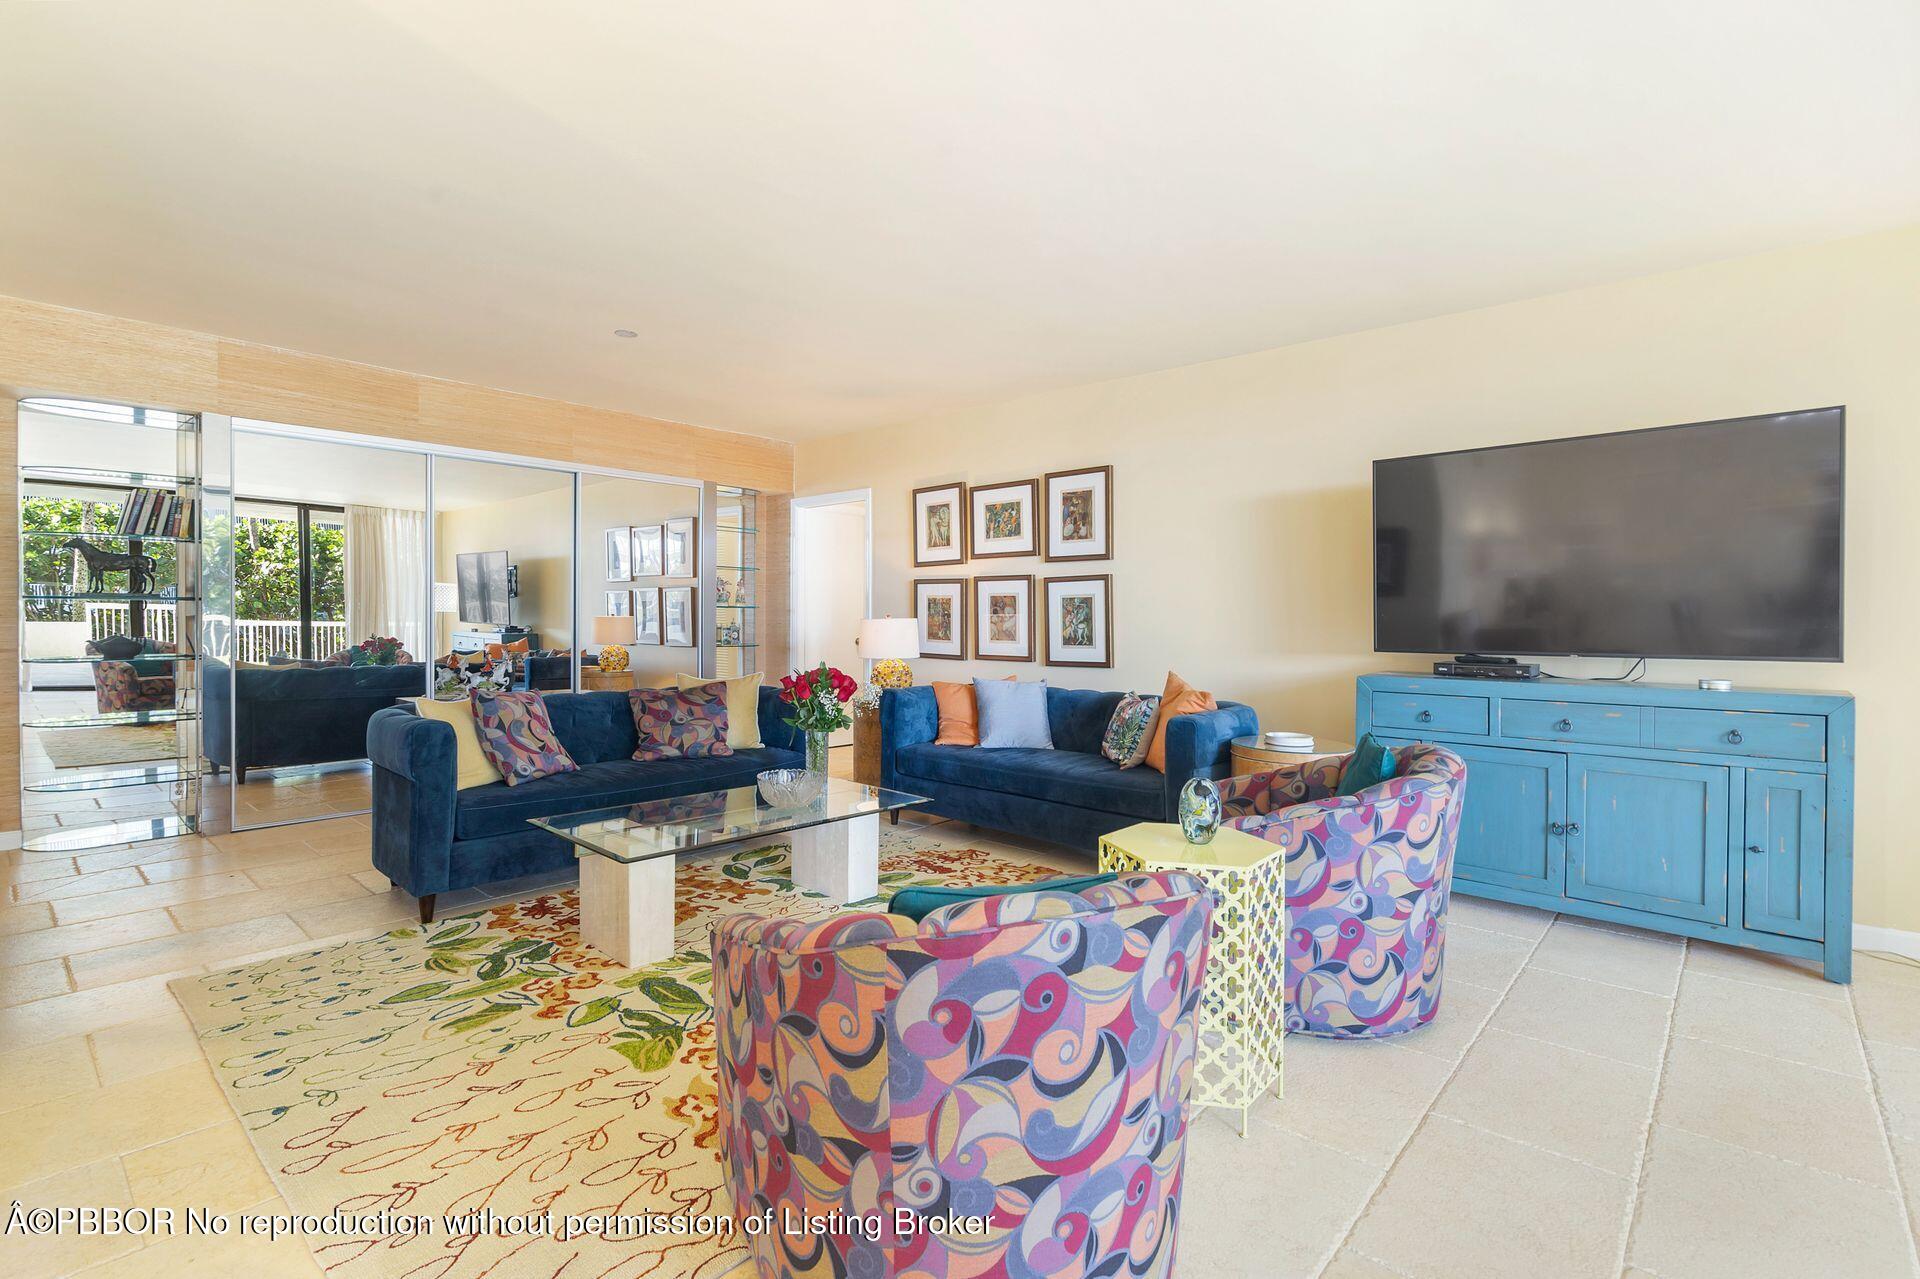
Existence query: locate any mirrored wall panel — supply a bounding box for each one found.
[433,457,576,692]
[577,473,706,690]
[214,428,427,829]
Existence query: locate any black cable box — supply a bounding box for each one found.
[1433,660,1541,680]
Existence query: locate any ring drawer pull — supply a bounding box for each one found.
[1549,821,1567,836]
[1566,822,1581,836]
[1727,729,1745,745]
[1747,843,1765,855]
[1416,709,1433,723]
[1554,718,1573,732]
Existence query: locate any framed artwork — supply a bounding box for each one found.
[634,587,662,644]
[605,528,633,581]
[913,578,967,659]
[1044,466,1113,561]
[605,589,632,617]
[633,524,664,577]
[912,482,967,567]
[664,516,698,577]
[663,585,696,647]
[1043,574,1113,667]
[969,479,1038,559]
[973,575,1035,661]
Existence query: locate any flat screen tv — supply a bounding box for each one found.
[1373,408,1844,662]
[455,550,512,626]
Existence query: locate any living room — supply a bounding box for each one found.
[3,5,1918,1278]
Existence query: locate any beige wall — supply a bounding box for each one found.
[795,224,1920,936]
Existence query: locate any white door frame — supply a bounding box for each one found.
[790,489,874,678]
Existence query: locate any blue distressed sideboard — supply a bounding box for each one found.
[1355,673,1855,981]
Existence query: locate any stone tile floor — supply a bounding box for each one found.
[3,803,1918,1278]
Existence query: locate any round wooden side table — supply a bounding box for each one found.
[1229,734,1353,777]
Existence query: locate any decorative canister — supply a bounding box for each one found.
[1178,777,1222,844]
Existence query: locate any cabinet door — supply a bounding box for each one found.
[1742,770,1826,941]
[1382,739,1565,893]
[1567,754,1729,924]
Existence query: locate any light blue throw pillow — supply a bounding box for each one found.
[974,679,1054,749]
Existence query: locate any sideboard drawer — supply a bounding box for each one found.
[1369,691,1489,737]
[1651,708,1825,763]
[1502,700,1645,748]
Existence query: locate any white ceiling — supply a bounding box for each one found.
[3,2,1917,441]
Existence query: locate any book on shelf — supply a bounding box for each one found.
[114,487,197,539]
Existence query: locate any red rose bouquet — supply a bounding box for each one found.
[778,662,857,737]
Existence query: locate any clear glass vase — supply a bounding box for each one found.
[805,729,830,774]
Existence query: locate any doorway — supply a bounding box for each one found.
[791,491,871,748]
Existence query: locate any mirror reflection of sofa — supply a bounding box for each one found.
[206,663,428,782]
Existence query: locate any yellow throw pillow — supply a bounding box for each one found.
[676,671,764,750]
[407,696,505,790]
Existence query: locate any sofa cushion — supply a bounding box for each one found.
[543,690,640,766]
[1101,692,1161,768]
[469,690,578,786]
[895,743,1166,820]
[975,680,1053,749]
[629,684,734,761]
[1046,687,1127,755]
[454,748,803,840]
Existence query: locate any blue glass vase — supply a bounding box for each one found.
[1179,777,1222,844]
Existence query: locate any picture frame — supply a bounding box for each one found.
[973,574,1035,661]
[605,528,633,581]
[634,587,662,644]
[664,516,698,577]
[912,482,967,567]
[1043,466,1113,561]
[913,578,967,659]
[663,585,695,647]
[968,479,1038,559]
[1043,574,1113,667]
[605,589,632,617]
[633,524,664,577]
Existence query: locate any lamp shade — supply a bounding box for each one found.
[594,615,638,645]
[432,582,459,614]
[858,616,921,660]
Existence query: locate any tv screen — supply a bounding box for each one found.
[1373,409,1843,661]
[456,550,512,626]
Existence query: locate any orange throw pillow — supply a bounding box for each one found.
[1145,671,1218,772]
[933,677,1014,746]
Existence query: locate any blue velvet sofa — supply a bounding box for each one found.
[368,688,803,922]
[879,685,1258,851]
[207,662,429,783]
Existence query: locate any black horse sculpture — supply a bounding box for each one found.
[60,536,159,596]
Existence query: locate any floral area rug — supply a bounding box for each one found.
[171,830,1063,1279]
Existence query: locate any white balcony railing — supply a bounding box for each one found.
[83,604,348,664]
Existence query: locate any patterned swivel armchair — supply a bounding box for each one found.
[712,872,1214,1279]
[1217,743,1467,1039]
[87,638,177,713]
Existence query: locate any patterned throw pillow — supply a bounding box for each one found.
[468,690,578,787]
[629,684,735,761]
[1101,692,1161,768]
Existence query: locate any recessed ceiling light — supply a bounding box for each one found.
[613,328,637,338]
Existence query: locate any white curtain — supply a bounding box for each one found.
[345,504,427,659]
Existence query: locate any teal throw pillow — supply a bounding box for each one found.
[1335,733,1399,797]
[887,874,1118,923]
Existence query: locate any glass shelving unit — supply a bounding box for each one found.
[16,398,204,852]
[713,487,760,675]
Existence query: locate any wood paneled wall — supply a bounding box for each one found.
[1,294,796,835]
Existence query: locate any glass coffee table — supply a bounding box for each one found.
[529,778,928,967]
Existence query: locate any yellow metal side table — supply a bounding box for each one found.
[1098,821,1286,1135]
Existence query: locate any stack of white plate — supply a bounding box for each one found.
[1263,731,1317,751]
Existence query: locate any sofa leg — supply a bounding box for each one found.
[889,810,900,826]
[418,894,436,925]
[235,765,248,785]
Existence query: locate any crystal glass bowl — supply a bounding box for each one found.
[756,768,825,808]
